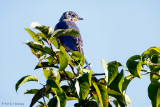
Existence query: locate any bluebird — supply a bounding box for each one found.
[54,11,90,69]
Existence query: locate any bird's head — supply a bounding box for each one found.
[59,11,83,22]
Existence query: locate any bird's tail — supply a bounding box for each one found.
[85,58,91,69]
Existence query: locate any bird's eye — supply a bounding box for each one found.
[72,15,75,17]
[68,12,72,15]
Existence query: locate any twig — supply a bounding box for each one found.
[69,64,76,75]
[76,69,160,77]
[92,73,105,76]
[92,69,160,77]
[141,70,160,77]
[124,70,160,77]
[60,73,106,81]
[148,62,160,66]
[42,85,48,107]
[83,63,91,69]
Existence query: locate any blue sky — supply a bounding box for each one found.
[1,0,160,106]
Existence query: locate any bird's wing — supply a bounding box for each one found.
[54,21,83,54]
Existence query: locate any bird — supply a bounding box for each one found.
[54,11,91,69]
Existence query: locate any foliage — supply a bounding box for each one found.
[16,25,160,107]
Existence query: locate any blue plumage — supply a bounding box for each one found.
[54,11,90,69]
[55,21,83,53]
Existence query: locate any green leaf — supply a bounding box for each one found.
[122,73,135,93]
[113,95,126,107]
[113,99,119,107]
[24,89,39,94]
[101,59,108,84]
[15,75,38,92]
[75,79,80,97]
[25,89,49,98]
[92,93,99,103]
[48,97,57,107]
[37,101,45,107]
[97,83,108,107]
[150,66,160,82]
[47,56,57,65]
[30,87,50,107]
[148,79,160,107]
[88,69,92,86]
[77,73,90,100]
[43,68,57,80]
[47,80,67,107]
[83,69,91,73]
[71,51,85,66]
[35,33,47,44]
[142,47,160,59]
[50,37,60,49]
[35,26,53,38]
[58,52,68,71]
[60,46,73,66]
[52,29,80,37]
[126,55,142,78]
[85,101,98,107]
[82,69,92,86]
[67,97,78,100]
[142,47,160,68]
[30,48,46,59]
[92,82,104,107]
[109,70,126,107]
[108,61,122,85]
[61,85,71,95]
[35,62,58,70]
[107,88,121,96]
[125,94,132,107]
[25,28,40,43]
[26,41,54,57]
[56,72,61,83]
[60,71,74,80]
[109,70,124,94]
[151,55,159,63]
[36,33,46,40]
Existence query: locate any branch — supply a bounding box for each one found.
[42,85,48,107]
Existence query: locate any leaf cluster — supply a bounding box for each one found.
[16,25,160,107]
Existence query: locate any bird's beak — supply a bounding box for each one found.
[78,17,83,20]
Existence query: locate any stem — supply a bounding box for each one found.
[42,85,48,107]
